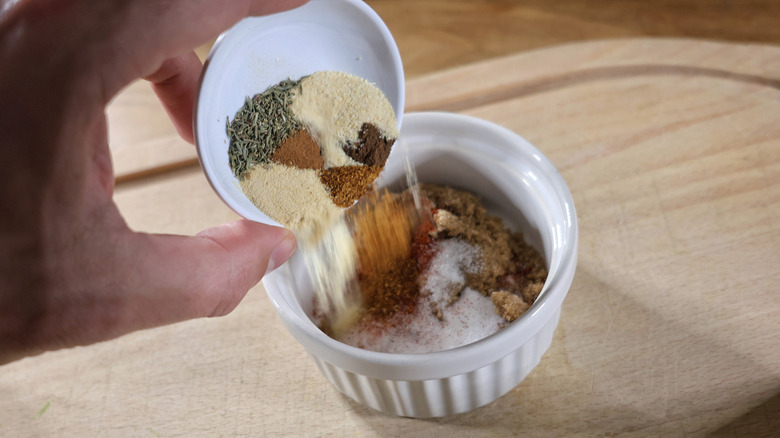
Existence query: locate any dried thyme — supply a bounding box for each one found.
[227,78,303,178]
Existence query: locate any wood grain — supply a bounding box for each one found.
[1,38,778,437]
[369,0,780,78]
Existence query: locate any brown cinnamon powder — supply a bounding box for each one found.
[270,129,324,170]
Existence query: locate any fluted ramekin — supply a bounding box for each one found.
[263,112,578,417]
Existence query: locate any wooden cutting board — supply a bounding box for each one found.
[2,39,778,437]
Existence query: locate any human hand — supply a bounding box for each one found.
[0,0,307,364]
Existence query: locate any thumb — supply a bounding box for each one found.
[193,220,297,316]
[126,220,296,328]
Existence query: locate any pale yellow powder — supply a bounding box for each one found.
[290,71,399,169]
[298,214,361,331]
[240,163,341,231]
[237,71,399,331]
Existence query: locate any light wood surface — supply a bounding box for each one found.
[3,38,780,436]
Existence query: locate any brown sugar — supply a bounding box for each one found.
[422,184,547,321]
[319,165,382,207]
[422,184,513,293]
[343,123,395,167]
[270,129,324,170]
[491,290,529,322]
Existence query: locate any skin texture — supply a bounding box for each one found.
[0,0,308,365]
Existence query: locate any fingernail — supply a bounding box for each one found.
[265,234,296,276]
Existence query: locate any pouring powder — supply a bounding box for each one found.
[227,71,402,331]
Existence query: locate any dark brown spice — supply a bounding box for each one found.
[343,123,395,167]
[357,209,434,319]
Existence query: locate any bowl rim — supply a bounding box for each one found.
[264,112,579,381]
[192,0,405,227]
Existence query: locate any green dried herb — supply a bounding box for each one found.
[227,78,304,178]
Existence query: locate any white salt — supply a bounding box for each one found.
[422,239,482,312]
[337,239,506,354]
[337,287,504,354]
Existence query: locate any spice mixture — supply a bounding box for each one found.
[329,184,548,354]
[229,71,398,230]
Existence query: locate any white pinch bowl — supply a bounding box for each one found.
[263,112,579,417]
[193,0,404,227]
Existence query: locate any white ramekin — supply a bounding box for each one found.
[263,112,578,418]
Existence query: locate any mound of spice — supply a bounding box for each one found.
[228,71,398,230]
[330,184,548,354]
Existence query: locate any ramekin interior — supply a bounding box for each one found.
[263,112,578,382]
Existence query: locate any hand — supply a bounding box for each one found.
[0,0,306,364]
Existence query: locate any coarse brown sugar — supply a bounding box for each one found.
[490,290,529,322]
[319,165,382,208]
[270,129,324,170]
[422,185,546,321]
[422,184,513,294]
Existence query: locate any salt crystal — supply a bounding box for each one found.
[422,239,482,310]
[337,239,506,354]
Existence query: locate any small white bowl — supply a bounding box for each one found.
[193,0,404,227]
[263,112,579,417]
